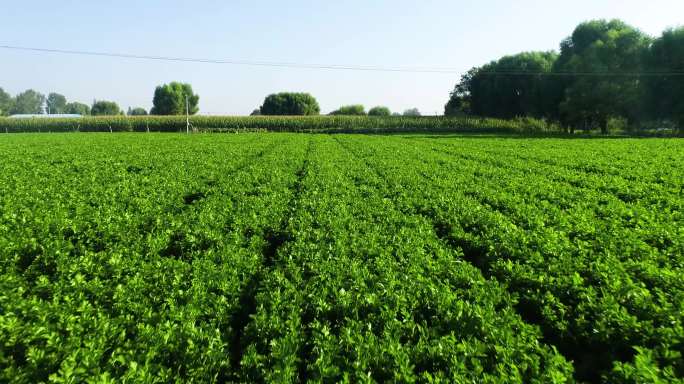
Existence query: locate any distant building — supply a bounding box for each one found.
[8,114,83,119]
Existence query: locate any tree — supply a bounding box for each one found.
[259,92,320,115]
[250,108,262,116]
[444,94,468,116]
[447,52,558,119]
[444,68,477,116]
[330,104,366,115]
[127,107,148,116]
[46,93,67,114]
[643,27,684,131]
[10,89,45,115]
[64,102,91,116]
[150,82,200,115]
[368,106,391,116]
[91,100,121,116]
[554,20,652,133]
[403,108,421,117]
[0,87,12,116]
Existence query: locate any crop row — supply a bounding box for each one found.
[0,115,555,134]
[234,135,573,382]
[336,134,683,383]
[0,133,308,382]
[1,133,682,383]
[0,133,577,383]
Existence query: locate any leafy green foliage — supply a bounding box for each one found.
[339,135,684,383]
[259,92,320,116]
[403,108,421,116]
[127,107,148,116]
[329,104,366,116]
[446,19,684,133]
[444,69,473,117]
[368,106,391,116]
[9,89,45,115]
[0,87,14,116]
[452,52,558,119]
[150,82,200,115]
[46,93,67,114]
[644,27,684,131]
[0,133,682,383]
[0,115,559,134]
[63,102,91,116]
[91,100,122,116]
[554,20,652,132]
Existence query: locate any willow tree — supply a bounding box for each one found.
[554,20,652,133]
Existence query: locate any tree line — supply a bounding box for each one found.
[251,93,421,116]
[327,104,421,117]
[0,85,420,119]
[444,19,684,133]
[0,82,200,117]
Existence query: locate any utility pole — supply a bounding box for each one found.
[186,94,190,134]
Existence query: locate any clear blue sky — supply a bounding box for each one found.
[1,0,682,115]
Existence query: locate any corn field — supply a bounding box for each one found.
[0,115,557,134]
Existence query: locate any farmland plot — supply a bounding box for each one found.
[0,133,682,383]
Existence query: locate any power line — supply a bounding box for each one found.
[475,70,684,77]
[0,44,464,74]
[2,44,684,77]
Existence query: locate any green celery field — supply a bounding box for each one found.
[1,133,683,383]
